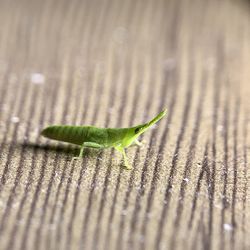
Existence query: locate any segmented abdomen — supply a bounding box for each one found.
[41,125,87,145]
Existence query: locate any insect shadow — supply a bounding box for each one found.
[21,142,98,159]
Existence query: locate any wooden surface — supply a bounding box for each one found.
[0,0,249,249]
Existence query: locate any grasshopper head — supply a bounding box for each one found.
[134,109,167,136]
[122,109,167,147]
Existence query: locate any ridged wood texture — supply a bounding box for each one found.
[0,0,249,249]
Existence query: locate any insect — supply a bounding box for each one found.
[41,109,167,169]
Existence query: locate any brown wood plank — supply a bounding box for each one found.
[0,0,249,249]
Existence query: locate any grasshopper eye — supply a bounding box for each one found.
[135,127,142,134]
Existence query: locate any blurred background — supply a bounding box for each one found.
[0,0,249,249]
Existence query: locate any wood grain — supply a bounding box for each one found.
[0,0,249,249]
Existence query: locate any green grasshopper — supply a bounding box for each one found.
[41,109,167,169]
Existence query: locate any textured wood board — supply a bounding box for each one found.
[0,0,249,249]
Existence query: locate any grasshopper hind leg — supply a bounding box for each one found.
[70,145,85,164]
[71,142,104,163]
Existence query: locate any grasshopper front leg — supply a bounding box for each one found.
[134,139,143,146]
[115,146,131,170]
